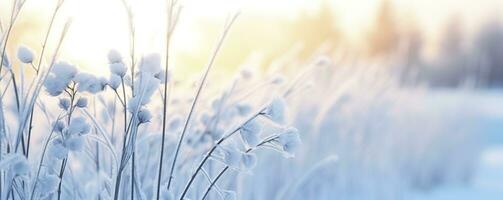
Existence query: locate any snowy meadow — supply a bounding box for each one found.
[0,0,502,200]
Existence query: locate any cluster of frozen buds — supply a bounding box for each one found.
[48,117,91,160]
[44,62,107,96]
[107,50,168,125]
[216,96,302,171]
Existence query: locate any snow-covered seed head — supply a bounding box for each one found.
[0,154,29,175]
[138,108,152,124]
[108,74,122,90]
[239,119,262,147]
[74,73,106,94]
[11,155,30,175]
[67,117,91,135]
[277,127,301,156]
[266,97,287,124]
[65,135,85,151]
[17,45,34,64]
[52,62,78,80]
[109,62,127,77]
[59,98,71,110]
[53,120,65,133]
[221,146,242,169]
[38,174,60,197]
[139,53,161,75]
[76,97,88,108]
[44,62,78,96]
[154,69,169,84]
[241,152,257,170]
[48,138,68,160]
[107,49,123,63]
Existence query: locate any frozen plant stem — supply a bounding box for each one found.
[167,13,239,194]
[179,106,266,200]
[157,0,180,198]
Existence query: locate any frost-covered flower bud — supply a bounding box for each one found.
[108,49,122,63]
[76,97,88,108]
[139,53,161,75]
[0,154,30,175]
[68,117,91,135]
[266,97,287,124]
[11,154,30,175]
[277,127,301,156]
[110,62,127,77]
[49,138,68,160]
[59,98,71,110]
[52,62,78,80]
[239,119,262,147]
[65,135,84,151]
[154,69,169,84]
[38,174,60,197]
[17,45,34,64]
[221,146,242,169]
[53,120,65,133]
[74,73,106,93]
[241,152,257,169]
[108,74,122,90]
[138,109,152,124]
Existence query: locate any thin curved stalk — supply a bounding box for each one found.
[167,13,239,193]
[178,106,265,200]
[201,167,228,200]
[157,0,181,197]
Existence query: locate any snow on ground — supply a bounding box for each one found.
[413,90,503,200]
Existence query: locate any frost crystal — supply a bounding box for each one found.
[17,45,34,64]
[239,119,262,146]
